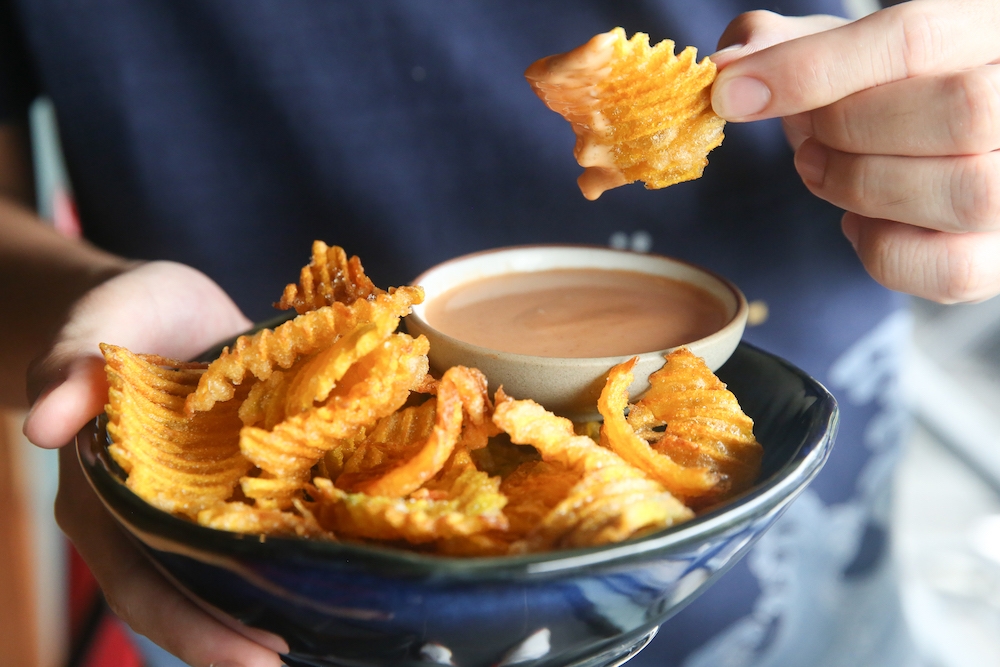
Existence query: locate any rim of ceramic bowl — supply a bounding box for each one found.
[77,341,837,582]
[406,244,749,369]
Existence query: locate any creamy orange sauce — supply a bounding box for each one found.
[524,31,626,200]
[424,268,729,358]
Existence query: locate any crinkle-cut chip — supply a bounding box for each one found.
[598,357,720,502]
[240,472,310,511]
[492,394,691,552]
[238,369,295,429]
[284,321,386,416]
[277,241,380,314]
[184,286,423,415]
[500,460,580,539]
[101,344,251,518]
[412,373,439,396]
[492,389,637,476]
[626,348,763,506]
[337,366,492,497]
[310,458,508,544]
[239,333,430,479]
[197,500,330,539]
[525,27,725,200]
[319,433,366,480]
[532,468,690,551]
[336,398,437,488]
[447,364,500,450]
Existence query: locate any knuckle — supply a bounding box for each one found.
[941,234,989,303]
[837,154,873,211]
[728,10,782,35]
[945,69,1000,154]
[951,155,1000,232]
[896,4,949,76]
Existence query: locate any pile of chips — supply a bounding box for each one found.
[103,242,762,555]
[525,27,726,200]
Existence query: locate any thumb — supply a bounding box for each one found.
[708,12,848,122]
[23,350,107,449]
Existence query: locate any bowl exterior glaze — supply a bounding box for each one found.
[405,245,749,422]
[77,343,837,667]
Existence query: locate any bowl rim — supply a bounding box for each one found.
[406,244,749,365]
[77,341,838,582]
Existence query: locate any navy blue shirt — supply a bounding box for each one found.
[1,2,915,665]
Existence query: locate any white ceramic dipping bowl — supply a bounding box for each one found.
[405,245,748,422]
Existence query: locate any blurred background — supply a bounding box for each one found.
[896,297,1000,667]
[2,100,999,667]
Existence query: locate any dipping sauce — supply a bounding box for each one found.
[423,268,729,358]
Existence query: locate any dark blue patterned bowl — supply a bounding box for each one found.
[76,341,837,667]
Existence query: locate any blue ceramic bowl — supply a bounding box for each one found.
[76,342,837,667]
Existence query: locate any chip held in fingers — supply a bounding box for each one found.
[526,27,725,199]
[101,242,761,556]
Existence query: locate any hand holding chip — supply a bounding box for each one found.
[711,1,1000,303]
[23,261,286,667]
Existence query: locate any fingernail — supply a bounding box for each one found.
[708,43,744,60]
[712,76,771,120]
[794,140,827,187]
[841,214,860,250]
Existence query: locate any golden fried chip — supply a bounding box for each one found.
[310,450,508,544]
[284,322,385,416]
[240,472,310,511]
[598,356,720,502]
[627,348,763,506]
[335,398,438,491]
[499,459,580,539]
[238,368,295,429]
[526,27,724,199]
[102,344,251,518]
[185,286,423,414]
[493,394,691,552]
[238,333,430,478]
[197,500,330,539]
[336,366,493,497]
[277,240,380,314]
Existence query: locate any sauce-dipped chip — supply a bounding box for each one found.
[526,27,725,199]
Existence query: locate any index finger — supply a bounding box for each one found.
[712,0,1000,121]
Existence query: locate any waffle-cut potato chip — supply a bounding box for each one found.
[599,356,721,502]
[240,472,310,511]
[284,322,385,416]
[337,366,493,497]
[526,27,725,199]
[336,398,438,489]
[102,344,252,518]
[185,286,423,415]
[310,453,508,544]
[492,394,691,552]
[277,240,379,314]
[500,459,580,538]
[197,500,330,539]
[627,348,763,507]
[239,333,430,478]
[238,369,295,429]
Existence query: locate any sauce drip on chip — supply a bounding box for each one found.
[525,27,725,199]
